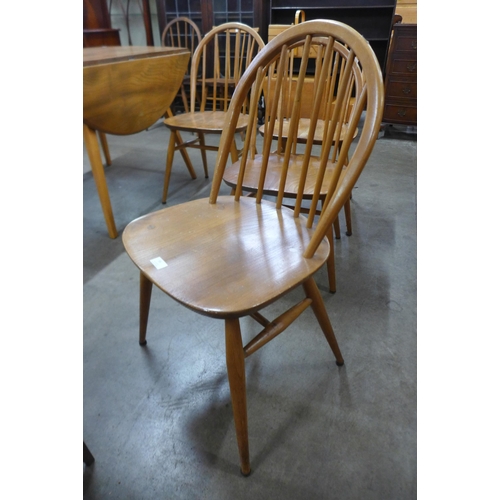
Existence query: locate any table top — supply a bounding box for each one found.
[83,46,189,67]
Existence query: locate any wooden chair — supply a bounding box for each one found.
[222,35,365,293]
[161,17,203,185]
[161,22,265,204]
[267,19,354,243]
[123,19,384,476]
[161,16,202,114]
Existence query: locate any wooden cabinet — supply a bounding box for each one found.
[267,0,397,73]
[83,0,121,47]
[382,23,417,126]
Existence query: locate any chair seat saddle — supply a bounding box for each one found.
[164,110,250,134]
[258,118,357,145]
[123,196,329,318]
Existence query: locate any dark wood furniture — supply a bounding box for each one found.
[382,23,417,126]
[83,0,121,47]
[84,0,155,47]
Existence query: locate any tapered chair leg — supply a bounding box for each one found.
[225,318,251,476]
[180,85,189,114]
[333,217,341,239]
[230,140,239,164]
[165,108,197,180]
[98,131,112,166]
[198,133,209,178]
[162,132,178,204]
[325,225,337,294]
[344,198,352,236]
[139,272,153,346]
[302,277,344,366]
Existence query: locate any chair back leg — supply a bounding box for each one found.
[225,318,251,476]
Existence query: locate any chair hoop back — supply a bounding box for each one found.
[161,16,202,54]
[210,20,385,259]
[190,23,265,113]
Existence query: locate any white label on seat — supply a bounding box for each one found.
[150,257,168,270]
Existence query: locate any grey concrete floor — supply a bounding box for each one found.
[83,121,417,499]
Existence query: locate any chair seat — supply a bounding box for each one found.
[223,153,346,199]
[164,110,250,134]
[123,196,329,318]
[258,118,357,145]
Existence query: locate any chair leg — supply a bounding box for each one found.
[333,217,341,239]
[83,441,95,466]
[198,133,209,178]
[98,131,112,166]
[230,140,239,164]
[180,85,189,113]
[162,131,178,204]
[302,277,344,366]
[176,130,197,179]
[139,272,153,346]
[325,225,337,294]
[344,198,352,236]
[165,108,197,180]
[225,318,251,476]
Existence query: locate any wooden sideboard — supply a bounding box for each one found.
[382,23,417,126]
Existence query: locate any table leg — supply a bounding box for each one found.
[83,124,118,239]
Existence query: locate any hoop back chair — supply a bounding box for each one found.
[123,20,384,476]
[161,17,202,114]
[161,22,265,204]
[223,34,367,293]
[161,17,203,186]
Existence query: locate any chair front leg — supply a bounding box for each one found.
[198,132,209,178]
[230,140,239,164]
[344,198,352,236]
[325,225,337,294]
[225,318,251,476]
[162,131,177,204]
[139,272,153,346]
[98,131,112,166]
[303,277,344,366]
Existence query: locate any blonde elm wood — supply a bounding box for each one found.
[83,46,188,66]
[225,318,250,476]
[161,18,202,178]
[161,17,202,114]
[83,123,117,238]
[233,37,361,250]
[97,131,112,166]
[161,23,265,204]
[123,20,384,475]
[83,46,189,238]
[83,47,189,135]
[123,197,329,318]
[222,36,365,292]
